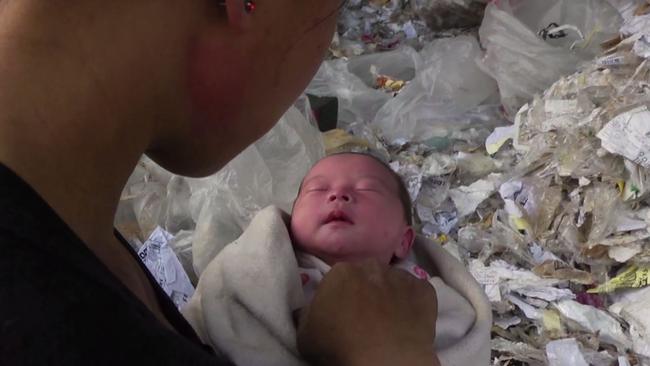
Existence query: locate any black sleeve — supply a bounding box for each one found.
[0,231,228,366]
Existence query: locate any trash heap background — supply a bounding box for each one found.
[116,1,650,364]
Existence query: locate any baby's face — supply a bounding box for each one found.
[291,154,413,265]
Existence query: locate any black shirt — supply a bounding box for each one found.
[0,164,232,365]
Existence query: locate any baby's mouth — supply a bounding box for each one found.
[323,210,354,225]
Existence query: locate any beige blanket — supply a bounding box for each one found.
[183,206,492,366]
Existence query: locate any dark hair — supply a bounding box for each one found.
[297,152,413,226]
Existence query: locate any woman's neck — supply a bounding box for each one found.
[0,2,172,318]
[0,44,148,253]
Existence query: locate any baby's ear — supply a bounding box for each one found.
[394,227,415,259]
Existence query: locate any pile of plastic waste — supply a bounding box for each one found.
[116,0,650,364]
[330,0,486,58]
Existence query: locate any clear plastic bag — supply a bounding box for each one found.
[116,158,171,241]
[373,35,498,143]
[168,230,197,285]
[555,300,631,349]
[583,183,623,242]
[412,0,487,31]
[545,338,589,366]
[346,46,420,88]
[478,0,622,117]
[306,59,391,127]
[499,178,563,239]
[164,176,194,234]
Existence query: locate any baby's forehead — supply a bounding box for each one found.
[304,154,397,185]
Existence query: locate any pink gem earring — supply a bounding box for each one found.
[244,0,256,13]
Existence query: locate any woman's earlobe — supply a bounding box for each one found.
[244,0,256,14]
[218,0,256,13]
[213,0,256,31]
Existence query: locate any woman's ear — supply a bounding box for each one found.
[394,226,415,259]
[224,0,254,31]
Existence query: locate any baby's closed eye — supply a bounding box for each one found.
[306,187,328,192]
[356,182,384,193]
[302,182,329,193]
[356,187,381,193]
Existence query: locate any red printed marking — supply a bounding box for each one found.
[300,273,310,285]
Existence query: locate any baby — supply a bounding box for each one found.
[184,152,490,366]
[290,152,435,299]
[292,152,414,265]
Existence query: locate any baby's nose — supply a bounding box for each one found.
[328,192,351,203]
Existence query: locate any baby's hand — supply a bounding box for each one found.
[297,260,440,366]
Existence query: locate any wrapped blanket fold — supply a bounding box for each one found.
[183,206,492,366]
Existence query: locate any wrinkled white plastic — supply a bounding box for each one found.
[373,36,498,143]
[609,286,650,358]
[545,338,589,366]
[606,0,642,23]
[307,36,498,142]
[164,176,194,234]
[115,156,173,241]
[346,46,420,88]
[555,300,630,349]
[306,58,391,127]
[412,0,487,31]
[478,0,622,117]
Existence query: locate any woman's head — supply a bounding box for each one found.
[146,0,344,177]
[0,0,342,178]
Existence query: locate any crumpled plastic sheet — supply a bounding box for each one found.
[492,337,547,365]
[475,29,650,362]
[413,0,487,31]
[117,102,325,278]
[478,0,622,118]
[545,338,589,366]
[117,0,650,364]
[555,300,630,349]
[310,35,499,140]
[114,156,174,243]
[373,35,498,143]
[332,0,486,57]
[470,3,650,362]
[610,286,650,358]
[307,58,392,127]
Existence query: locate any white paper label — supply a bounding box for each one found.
[402,21,417,39]
[469,261,502,302]
[597,54,626,67]
[138,226,195,310]
[597,106,650,168]
[485,125,516,155]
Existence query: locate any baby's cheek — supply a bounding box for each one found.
[368,213,393,235]
[292,202,315,228]
[290,212,310,243]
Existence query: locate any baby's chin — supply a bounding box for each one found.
[297,237,355,259]
[297,237,392,265]
[311,251,392,266]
